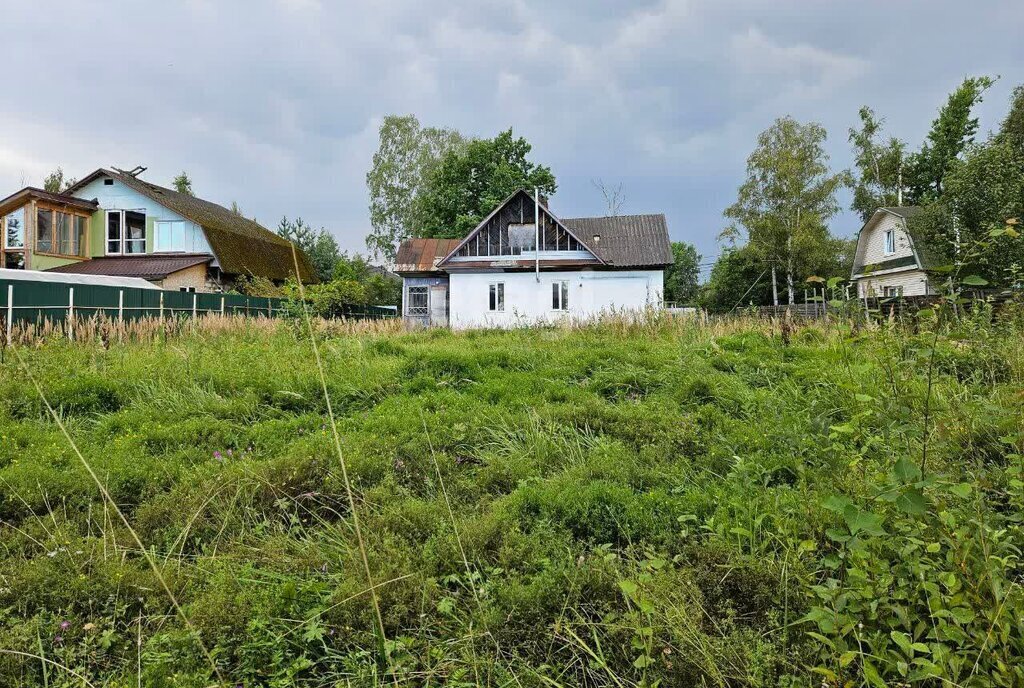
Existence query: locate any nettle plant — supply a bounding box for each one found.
[804,218,1024,686]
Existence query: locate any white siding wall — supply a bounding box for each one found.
[857,269,931,297]
[448,269,663,329]
[859,213,915,265]
[73,177,213,255]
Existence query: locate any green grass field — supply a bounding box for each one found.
[0,314,1021,687]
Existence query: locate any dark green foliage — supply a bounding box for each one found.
[0,316,1022,686]
[663,240,701,305]
[699,245,774,312]
[415,129,557,239]
[907,76,995,201]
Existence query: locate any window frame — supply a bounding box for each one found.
[406,285,429,316]
[884,229,896,255]
[882,285,904,298]
[551,280,569,311]
[489,282,505,312]
[3,206,25,250]
[106,209,147,255]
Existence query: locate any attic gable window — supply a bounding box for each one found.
[884,229,895,255]
[103,178,114,186]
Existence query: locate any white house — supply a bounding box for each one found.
[394,190,673,328]
[851,206,935,297]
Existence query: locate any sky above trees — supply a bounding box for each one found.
[1,1,1022,276]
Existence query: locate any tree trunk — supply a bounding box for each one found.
[771,264,779,306]
[787,264,795,305]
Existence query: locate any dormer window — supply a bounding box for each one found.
[884,229,895,255]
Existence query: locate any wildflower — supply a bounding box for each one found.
[60,620,71,631]
[83,623,96,632]
[53,635,63,644]
[214,450,223,462]
[227,449,233,457]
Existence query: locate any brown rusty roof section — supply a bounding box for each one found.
[47,254,214,279]
[394,238,462,273]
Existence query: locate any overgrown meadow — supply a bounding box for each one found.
[0,312,1021,687]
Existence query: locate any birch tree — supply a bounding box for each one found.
[365,115,464,261]
[722,117,848,305]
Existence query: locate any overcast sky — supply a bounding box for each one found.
[1,1,1021,274]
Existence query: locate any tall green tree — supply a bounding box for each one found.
[848,106,907,221]
[42,168,75,193]
[365,115,465,261]
[722,116,849,305]
[173,171,194,196]
[698,245,773,313]
[415,129,557,239]
[907,76,995,201]
[912,86,1024,287]
[663,241,701,305]
[277,216,340,283]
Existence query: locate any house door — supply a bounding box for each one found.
[429,285,448,326]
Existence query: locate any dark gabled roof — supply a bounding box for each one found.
[395,238,462,273]
[64,169,315,282]
[562,214,673,267]
[879,206,924,220]
[395,191,674,273]
[0,187,99,216]
[47,254,213,279]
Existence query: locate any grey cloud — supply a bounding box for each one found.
[1,0,1022,261]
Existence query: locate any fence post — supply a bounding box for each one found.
[67,287,75,340]
[118,290,124,321]
[159,291,164,320]
[5,284,12,345]
[267,298,271,318]
[221,295,225,316]
[193,292,198,319]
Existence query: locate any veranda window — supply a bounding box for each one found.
[36,208,53,253]
[407,286,429,315]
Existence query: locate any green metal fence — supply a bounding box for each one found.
[0,277,286,332]
[0,276,398,338]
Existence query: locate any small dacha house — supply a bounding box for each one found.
[395,189,672,328]
[850,206,937,298]
[0,167,315,292]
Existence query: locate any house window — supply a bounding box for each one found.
[489,282,505,312]
[4,207,25,249]
[106,210,147,254]
[552,280,569,310]
[73,216,87,256]
[32,207,88,257]
[155,220,188,252]
[406,286,429,315]
[884,229,895,255]
[883,285,904,298]
[179,286,197,293]
[36,208,53,253]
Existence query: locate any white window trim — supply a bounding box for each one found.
[489,282,505,312]
[106,209,147,255]
[551,280,569,311]
[884,229,896,256]
[406,285,429,316]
